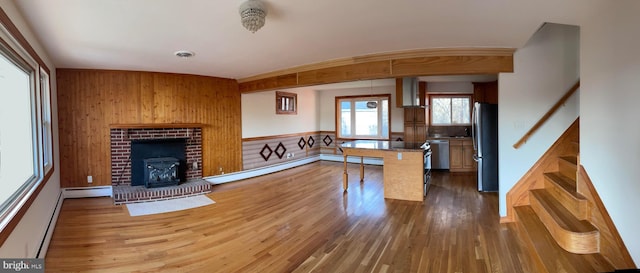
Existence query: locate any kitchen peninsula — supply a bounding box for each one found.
[340,140,427,202]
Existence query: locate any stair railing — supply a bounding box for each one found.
[513,80,580,149]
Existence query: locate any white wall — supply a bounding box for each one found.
[318,85,404,133]
[498,23,579,216]
[242,80,404,138]
[0,0,61,258]
[242,88,319,138]
[426,82,474,94]
[580,0,640,264]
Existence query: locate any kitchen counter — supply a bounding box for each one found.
[340,140,427,151]
[340,140,425,202]
[427,136,472,140]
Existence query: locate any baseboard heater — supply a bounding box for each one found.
[206,156,321,184]
[62,186,113,199]
[205,155,384,185]
[37,191,63,258]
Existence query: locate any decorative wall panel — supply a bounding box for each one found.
[242,132,321,170]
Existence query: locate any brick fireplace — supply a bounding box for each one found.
[110,125,211,204]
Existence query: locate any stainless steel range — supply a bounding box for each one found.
[422,141,432,196]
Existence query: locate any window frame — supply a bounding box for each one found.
[0,7,55,247]
[335,94,391,140]
[428,94,473,126]
[39,68,53,173]
[276,91,297,115]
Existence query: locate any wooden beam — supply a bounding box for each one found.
[391,55,514,77]
[238,73,297,93]
[237,48,516,93]
[297,61,391,86]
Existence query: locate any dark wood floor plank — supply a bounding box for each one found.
[45,162,536,272]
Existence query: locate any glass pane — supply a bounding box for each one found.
[452,97,470,124]
[355,101,378,136]
[432,98,451,124]
[381,99,389,138]
[340,101,351,136]
[40,69,52,168]
[0,53,35,205]
[289,97,295,111]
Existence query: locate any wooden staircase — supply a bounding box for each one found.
[507,121,639,272]
[507,81,636,271]
[513,140,617,272]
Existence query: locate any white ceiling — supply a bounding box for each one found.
[13,0,589,80]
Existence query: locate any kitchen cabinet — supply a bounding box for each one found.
[449,139,476,172]
[473,80,498,104]
[404,107,427,143]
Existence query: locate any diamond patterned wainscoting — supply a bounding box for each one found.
[242,132,322,170]
[241,131,405,171]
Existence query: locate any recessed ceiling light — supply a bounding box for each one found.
[174,50,195,58]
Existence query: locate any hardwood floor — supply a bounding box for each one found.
[45,162,535,272]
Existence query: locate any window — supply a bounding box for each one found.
[430,95,471,125]
[276,91,297,115]
[336,95,390,139]
[0,15,52,241]
[0,44,40,227]
[40,68,52,171]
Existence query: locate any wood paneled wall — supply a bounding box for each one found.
[57,69,241,187]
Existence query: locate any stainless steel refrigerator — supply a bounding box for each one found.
[472,102,498,192]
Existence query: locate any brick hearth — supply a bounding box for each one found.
[113,179,211,205]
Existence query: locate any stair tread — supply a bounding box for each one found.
[530,189,596,233]
[544,172,580,197]
[559,155,577,165]
[514,206,614,273]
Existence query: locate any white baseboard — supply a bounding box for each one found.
[205,156,321,184]
[37,191,63,258]
[62,186,113,198]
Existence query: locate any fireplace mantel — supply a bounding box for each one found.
[110,123,206,129]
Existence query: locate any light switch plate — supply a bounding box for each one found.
[397,152,402,160]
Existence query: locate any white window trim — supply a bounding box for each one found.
[40,68,52,172]
[429,95,472,126]
[336,95,390,140]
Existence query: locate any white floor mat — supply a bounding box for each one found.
[126,195,215,216]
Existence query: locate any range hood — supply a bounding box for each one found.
[401,77,421,107]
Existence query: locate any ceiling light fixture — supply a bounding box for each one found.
[239,0,267,33]
[174,50,195,58]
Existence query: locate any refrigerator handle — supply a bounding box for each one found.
[472,103,477,151]
[473,154,479,162]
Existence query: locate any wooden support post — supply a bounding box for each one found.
[343,154,349,191]
[360,157,365,182]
